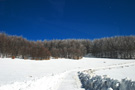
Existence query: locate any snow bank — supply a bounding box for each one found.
[78,72,135,90]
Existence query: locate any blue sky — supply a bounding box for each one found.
[0,0,135,40]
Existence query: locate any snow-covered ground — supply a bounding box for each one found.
[0,57,135,90]
[95,62,135,81]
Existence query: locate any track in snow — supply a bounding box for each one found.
[0,60,135,90]
[78,61,135,90]
[58,61,135,90]
[82,61,135,74]
[57,71,84,90]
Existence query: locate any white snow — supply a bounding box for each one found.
[0,57,135,90]
[95,63,135,81]
[0,73,66,90]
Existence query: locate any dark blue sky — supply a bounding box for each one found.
[0,0,135,40]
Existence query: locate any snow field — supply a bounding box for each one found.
[0,57,135,90]
[0,72,67,90]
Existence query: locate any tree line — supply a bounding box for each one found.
[0,33,135,60]
[92,36,135,59]
[0,33,51,60]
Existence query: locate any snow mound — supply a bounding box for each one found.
[78,71,135,90]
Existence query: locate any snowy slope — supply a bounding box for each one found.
[0,58,135,90]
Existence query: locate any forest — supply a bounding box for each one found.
[0,33,135,60]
